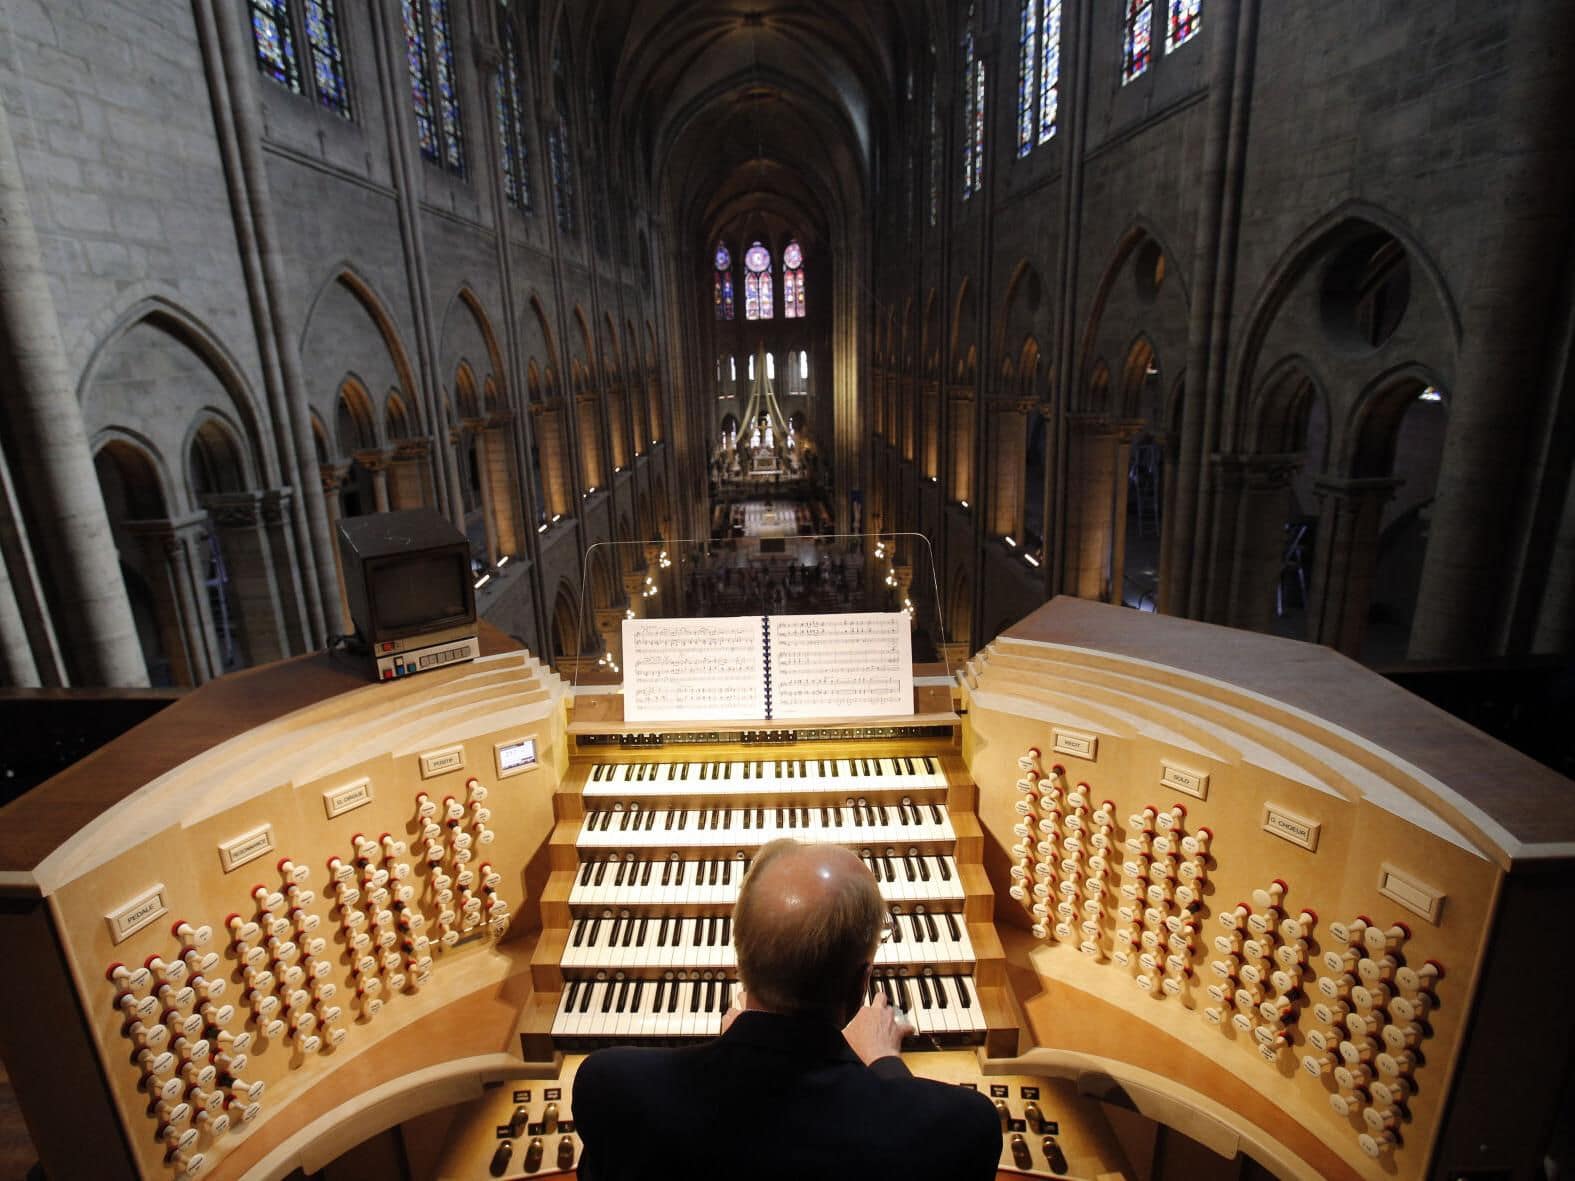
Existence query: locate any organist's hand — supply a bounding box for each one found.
[843,993,914,1065]
[721,987,746,1034]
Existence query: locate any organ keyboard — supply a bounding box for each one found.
[525,700,1017,1058]
[0,599,1571,1181]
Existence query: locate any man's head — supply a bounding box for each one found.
[732,839,885,1024]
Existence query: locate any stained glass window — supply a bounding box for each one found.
[1123,1,1154,83]
[304,0,350,116]
[1017,0,1038,158]
[1038,1,1061,143]
[251,0,302,93]
[497,15,532,210]
[961,30,976,197]
[928,70,940,227]
[1167,0,1201,52]
[550,40,576,235]
[714,243,734,320]
[401,0,438,160]
[783,240,805,319]
[430,0,465,173]
[744,242,773,321]
[972,59,987,195]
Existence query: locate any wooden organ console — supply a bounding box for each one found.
[0,598,1569,1180]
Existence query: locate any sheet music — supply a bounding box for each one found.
[622,616,766,722]
[768,612,914,720]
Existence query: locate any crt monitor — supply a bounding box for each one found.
[336,509,479,680]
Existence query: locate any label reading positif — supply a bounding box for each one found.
[218,824,276,873]
[106,883,169,944]
[1052,729,1098,760]
[419,744,465,779]
[323,777,374,819]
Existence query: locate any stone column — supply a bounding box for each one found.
[534,404,572,518]
[203,491,291,664]
[1061,417,1145,602]
[1213,454,1301,634]
[321,466,351,630]
[0,100,146,685]
[387,439,434,510]
[595,607,627,666]
[0,536,39,687]
[353,450,391,514]
[128,517,219,687]
[462,424,499,566]
[484,417,523,560]
[259,488,307,656]
[1307,476,1401,657]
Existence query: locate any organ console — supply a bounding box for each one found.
[0,596,1570,1179]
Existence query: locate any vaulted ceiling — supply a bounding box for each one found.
[561,0,934,251]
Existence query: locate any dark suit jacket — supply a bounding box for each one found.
[572,1011,1001,1180]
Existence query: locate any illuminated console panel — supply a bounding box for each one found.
[0,646,567,1180]
[964,598,1575,1181]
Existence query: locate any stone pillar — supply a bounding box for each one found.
[203,491,291,664]
[594,606,626,665]
[260,489,308,656]
[1307,476,1401,657]
[463,424,499,566]
[987,401,1032,540]
[321,466,351,630]
[1213,454,1301,634]
[534,404,572,517]
[387,439,434,510]
[0,537,39,687]
[0,99,146,686]
[128,517,219,687]
[353,450,391,514]
[484,418,523,560]
[1061,417,1144,602]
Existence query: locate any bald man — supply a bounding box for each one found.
[572,839,1001,1179]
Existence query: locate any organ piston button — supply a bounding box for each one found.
[1359,1131,1397,1158]
[1329,1090,1366,1118]
[1363,923,1408,954]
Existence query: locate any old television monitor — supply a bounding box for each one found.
[337,508,479,681]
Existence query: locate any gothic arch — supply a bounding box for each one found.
[1076,220,1190,387]
[301,265,420,404]
[77,298,269,512]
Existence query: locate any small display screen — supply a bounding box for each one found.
[373,554,469,631]
[498,737,537,772]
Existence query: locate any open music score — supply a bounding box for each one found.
[621,612,914,722]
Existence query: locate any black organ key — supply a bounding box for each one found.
[565,979,582,1009]
[930,971,948,1009]
[937,857,952,881]
[639,860,653,885]
[600,980,616,1013]
[929,802,944,824]
[621,914,637,948]
[945,913,961,941]
[954,975,974,1008]
[922,910,939,941]
[689,981,702,1013]
[578,983,595,1013]
[882,849,897,880]
[644,810,656,831]
[632,980,645,1010]
[913,849,930,881]
[667,978,681,1012]
[915,973,933,1010]
[572,918,589,947]
[579,860,596,887]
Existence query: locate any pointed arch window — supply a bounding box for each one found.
[1038,1,1062,144]
[251,1,352,117]
[1122,1,1154,83]
[1166,0,1201,52]
[1016,1,1038,156]
[304,1,350,116]
[783,240,806,319]
[251,0,302,92]
[402,0,465,173]
[744,242,773,321]
[1018,1,1061,156]
[960,11,986,199]
[927,50,941,227]
[496,13,532,210]
[714,243,735,320]
[549,39,577,235]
